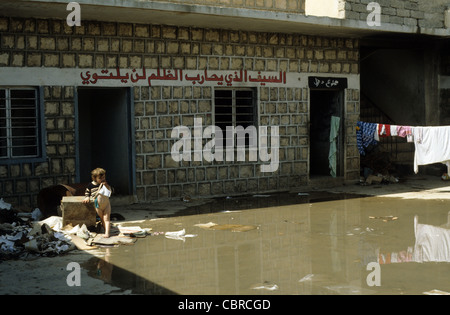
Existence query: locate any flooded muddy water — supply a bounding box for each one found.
[83,192,450,295]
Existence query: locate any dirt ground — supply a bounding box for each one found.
[1,174,449,295]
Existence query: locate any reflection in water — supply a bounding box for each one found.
[413,215,450,263]
[83,249,178,295]
[83,192,450,295]
[376,215,450,264]
[95,249,113,282]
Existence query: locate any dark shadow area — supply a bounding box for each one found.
[157,190,369,218]
[37,183,88,218]
[78,87,134,196]
[82,256,178,295]
[310,89,344,177]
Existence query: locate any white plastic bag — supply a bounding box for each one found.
[0,198,11,210]
[31,208,42,221]
[164,229,197,241]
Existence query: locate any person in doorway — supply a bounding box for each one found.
[83,167,112,238]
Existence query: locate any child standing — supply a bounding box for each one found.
[83,168,112,238]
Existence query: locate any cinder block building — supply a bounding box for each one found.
[0,0,449,207]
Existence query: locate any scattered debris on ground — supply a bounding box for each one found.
[359,148,401,186]
[251,282,279,291]
[0,197,158,261]
[360,173,400,186]
[0,213,75,261]
[164,229,197,241]
[369,215,399,222]
[298,274,315,282]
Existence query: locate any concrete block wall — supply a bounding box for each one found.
[0,84,76,208]
[342,0,447,29]
[135,0,448,31]
[0,16,360,205]
[132,28,360,201]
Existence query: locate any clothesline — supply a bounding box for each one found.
[356,121,450,174]
[356,121,413,156]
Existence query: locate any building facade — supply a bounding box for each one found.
[0,0,448,207]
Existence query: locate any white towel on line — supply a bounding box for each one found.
[413,126,450,174]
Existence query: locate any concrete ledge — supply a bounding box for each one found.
[1,0,448,37]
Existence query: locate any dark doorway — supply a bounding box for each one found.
[77,88,135,195]
[310,90,344,177]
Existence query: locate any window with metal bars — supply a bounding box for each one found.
[214,88,256,147]
[0,88,40,159]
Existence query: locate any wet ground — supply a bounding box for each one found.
[81,190,450,295]
[2,175,450,295]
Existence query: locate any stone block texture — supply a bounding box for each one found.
[0,16,361,205]
[341,0,447,29]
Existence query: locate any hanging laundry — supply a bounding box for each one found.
[412,126,450,174]
[395,125,414,142]
[329,116,340,178]
[356,121,377,155]
[397,125,413,138]
[378,124,391,137]
[390,125,398,136]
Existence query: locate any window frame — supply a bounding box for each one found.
[213,87,258,149]
[214,87,257,129]
[0,86,46,165]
